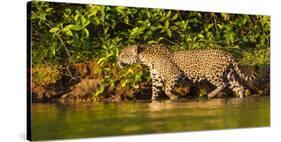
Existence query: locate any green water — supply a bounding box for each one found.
[31,96,270,140]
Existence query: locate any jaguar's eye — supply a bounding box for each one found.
[123,55,129,58]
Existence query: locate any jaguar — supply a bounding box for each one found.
[117,44,255,100]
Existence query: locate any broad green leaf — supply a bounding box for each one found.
[130,27,142,38]
[148,40,157,44]
[217,24,223,29]
[83,28,89,38]
[171,13,178,20]
[74,14,79,22]
[81,15,87,26]
[124,16,129,24]
[166,29,172,37]
[171,26,178,30]
[82,21,91,28]
[64,29,73,36]
[51,46,56,56]
[164,20,170,29]
[64,24,81,31]
[45,8,53,13]
[49,27,60,33]
[157,37,165,41]
[198,34,204,38]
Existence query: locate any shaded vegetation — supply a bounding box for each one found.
[30,1,270,102]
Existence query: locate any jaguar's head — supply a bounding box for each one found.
[117,45,142,68]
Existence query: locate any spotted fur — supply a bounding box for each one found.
[117,44,255,100]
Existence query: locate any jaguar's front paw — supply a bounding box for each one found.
[169,95,179,100]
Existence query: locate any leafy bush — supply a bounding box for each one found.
[32,64,61,87]
[30,1,270,98]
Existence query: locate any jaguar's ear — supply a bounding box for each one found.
[135,45,144,54]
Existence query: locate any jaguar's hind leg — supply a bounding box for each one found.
[164,75,180,100]
[226,68,245,98]
[207,77,227,98]
[207,84,227,98]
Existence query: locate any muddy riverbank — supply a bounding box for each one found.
[31,62,270,103]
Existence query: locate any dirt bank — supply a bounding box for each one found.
[30,62,270,103]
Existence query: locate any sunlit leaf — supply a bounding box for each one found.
[83,28,89,38]
[166,29,172,37]
[49,27,60,33]
[64,24,81,31]
[171,13,178,20]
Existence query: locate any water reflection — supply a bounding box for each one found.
[31,96,270,141]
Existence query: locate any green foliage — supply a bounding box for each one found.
[240,48,270,65]
[31,1,270,98]
[32,64,61,87]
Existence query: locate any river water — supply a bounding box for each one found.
[31,96,270,140]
